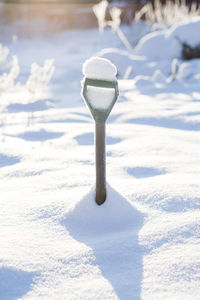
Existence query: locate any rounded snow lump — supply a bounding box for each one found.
[82,56,117,81]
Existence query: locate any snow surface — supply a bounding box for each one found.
[82,56,117,81]
[82,56,117,110]
[0,15,200,300]
[135,18,200,60]
[86,86,115,110]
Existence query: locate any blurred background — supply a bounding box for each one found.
[0,0,141,37]
[0,0,200,108]
[0,0,199,37]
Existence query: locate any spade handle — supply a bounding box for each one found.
[95,122,106,205]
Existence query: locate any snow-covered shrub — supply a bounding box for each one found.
[0,43,54,107]
[99,17,200,84]
[135,0,200,27]
[93,0,132,50]
[0,44,19,95]
[26,59,55,96]
[109,6,132,50]
[0,44,10,71]
[177,61,193,79]
[170,58,179,81]
[175,58,200,81]
[93,0,108,33]
[134,30,181,60]
[0,53,19,94]
[135,18,200,60]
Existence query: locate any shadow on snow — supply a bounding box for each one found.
[16,129,64,142]
[62,185,144,300]
[6,100,52,113]
[124,116,200,131]
[75,132,123,146]
[0,267,38,300]
[0,153,20,168]
[127,166,166,179]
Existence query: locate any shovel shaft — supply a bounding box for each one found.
[95,122,106,205]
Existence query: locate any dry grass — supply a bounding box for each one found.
[135,0,200,26]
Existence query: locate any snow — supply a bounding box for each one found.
[82,56,117,81]
[82,56,117,110]
[86,86,115,110]
[135,17,200,60]
[64,184,142,238]
[168,17,200,47]
[134,29,182,60]
[0,12,200,300]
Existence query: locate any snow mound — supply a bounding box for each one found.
[135,30,181,60]
[135,17,200,60]
[63,185,143,241]
[96,18,200,83]
[82,56,117,81]
[168,17,200,48]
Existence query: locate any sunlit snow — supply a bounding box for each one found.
[83,56,117,81]
[0,12,200,300]
[86,86,115,110]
